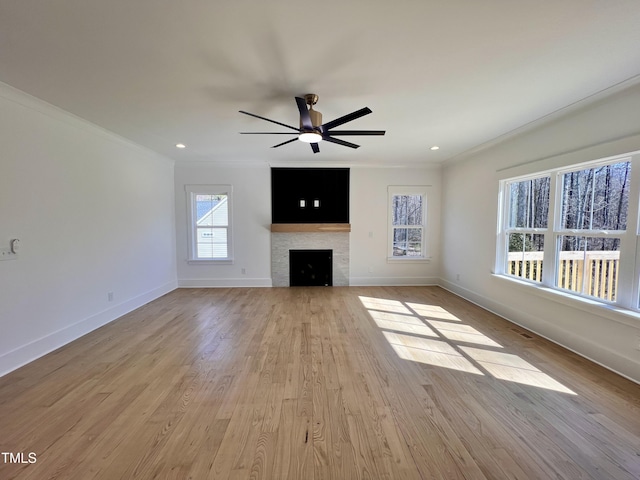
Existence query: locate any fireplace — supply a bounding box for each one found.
[270,167,350,287]
[271,232,349,287]
[290,249,333,286]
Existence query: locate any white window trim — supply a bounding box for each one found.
[492,273,640,330]
[185,184,234,264]
[496,151,640,312]
[387,185,430,263]
[496,173,553,284]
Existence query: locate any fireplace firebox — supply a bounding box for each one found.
[289,249,333,287]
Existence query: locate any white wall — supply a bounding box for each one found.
[175,163,441,287]
[0,83,177,376]
[350,166,441,285]
[175,163,273,286]
[441,80,640,383]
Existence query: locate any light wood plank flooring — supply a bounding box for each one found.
[1,286,639,479]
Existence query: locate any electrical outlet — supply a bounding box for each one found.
[456,274,461,282]
[107,292,114,302]
[241,268,246,275]
[0,248,18,261]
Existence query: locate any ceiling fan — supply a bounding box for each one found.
[239,94,385,153]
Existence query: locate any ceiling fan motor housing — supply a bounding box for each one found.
[308,109,322,130]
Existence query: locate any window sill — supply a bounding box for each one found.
[387,257,431,264]
[492,274,640,329]
[187,259,234,265]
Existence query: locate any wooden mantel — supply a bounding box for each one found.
[271,223,351,233]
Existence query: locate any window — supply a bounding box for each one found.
[556,162,630,300]
[186,185,233,263]
[388,186,428,260]
[505,176,550,282]
[497,152,639,309]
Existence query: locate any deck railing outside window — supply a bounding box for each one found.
[507,251,620,301]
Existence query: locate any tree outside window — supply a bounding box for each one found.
[499,157,634,305]
[388,187,427,260]
[505,176,550,282]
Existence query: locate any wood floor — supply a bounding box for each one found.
[1,286,639,479]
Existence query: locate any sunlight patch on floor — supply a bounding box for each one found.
[405,302,462,321]
[425,320,503,348]
[459,347,576,395]
[369,310,439,337]
[359,296,413,315]
[383,331,483,375]
[360,295,576,395]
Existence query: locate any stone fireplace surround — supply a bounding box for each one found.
[270,224,350,287]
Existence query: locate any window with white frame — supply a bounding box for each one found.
[186,185,233,263]
[504,175,550,282]
[388,186,428,260]
[497,152,639,309]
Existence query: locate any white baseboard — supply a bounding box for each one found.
[178,277,439,287]
[0,281,177,377]
[178,277,273,288]
[438,278,640,385]
[178,276,440,288]
[350,276,439,286]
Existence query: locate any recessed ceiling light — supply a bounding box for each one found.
[175,143,186,149]
[430,145,440,151]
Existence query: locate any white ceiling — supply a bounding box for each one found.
[1,0,640,165]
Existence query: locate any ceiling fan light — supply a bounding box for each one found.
[298,132,322,143]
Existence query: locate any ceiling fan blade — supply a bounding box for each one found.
[322,107,372,131]
[271,138,299,148]
[295,97,313,130]
[311,143,320,153]
[323,136,360,149]
[239,110,300,132]
[240,132,299,134]
[324,130,385,136]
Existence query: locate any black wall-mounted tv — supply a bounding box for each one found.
[271,168,350,223]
